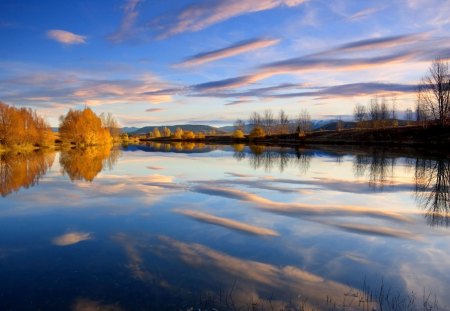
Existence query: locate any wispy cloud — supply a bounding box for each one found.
[175,38,280,67]
[192,184,412,223]
[176,209,279,236]
[346,7,380,22]
[189,33,449,93]
[151,0,306,38]
[46,29,86,45]
[145,107,164,113]
[108,0,142,43]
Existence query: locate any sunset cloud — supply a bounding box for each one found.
[175,38,280,67]
[46,29,86,45]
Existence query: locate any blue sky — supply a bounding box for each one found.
[1,0,449,127]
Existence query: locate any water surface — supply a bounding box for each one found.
[0,144,449,310]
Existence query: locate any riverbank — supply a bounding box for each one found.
[141,124,450,147]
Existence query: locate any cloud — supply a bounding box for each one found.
[145,108,164,113]
[269,82,419,99]
[331,223,419,240]
[156,235,372,309]
[346,7,380,21]
[108,0,142,43]
[52,231,91,246]
[191,184,412,223]
[175,38,280,67]
[46,29,86,45]
[72,298,123,311]
[0,65,175,110]
[188,33,448,93]
[176,209,279,236]
[151,0,306,38]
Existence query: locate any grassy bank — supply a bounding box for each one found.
[140,124,450,148]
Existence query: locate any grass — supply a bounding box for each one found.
[181,280,441,311]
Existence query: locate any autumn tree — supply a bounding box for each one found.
[418,58,450,126]
[163,127,171,137]
[232,129,245,139]
[153,127,161,138]
[173,127,184,139]
[249,126,265,139]
[0,102,53,148]
[59,107,112,146]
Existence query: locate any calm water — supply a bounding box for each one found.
[0,143,449,310]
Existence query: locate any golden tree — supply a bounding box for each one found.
[59,107,112,146]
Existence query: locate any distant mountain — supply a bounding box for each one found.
[121,127,140,133]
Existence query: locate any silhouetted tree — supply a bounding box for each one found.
[418,58,450,126]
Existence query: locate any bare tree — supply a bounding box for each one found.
[418,58,450,126]
[262,109,275,134]
[278,109,289,134]
[354,103,366,128]
[405,108,414,124]
[233,119,246,132]
[249,112,262,130]
[297,109,312,134]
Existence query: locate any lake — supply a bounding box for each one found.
[0,143,449,310]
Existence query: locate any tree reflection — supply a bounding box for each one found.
[245,145,311,173]
[352,150,396,189]
[415,158,450,227]
[60,145,121,182]
[0,150,55,197]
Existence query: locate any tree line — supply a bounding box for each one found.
[146,127,205,140]
[233,108,312,139]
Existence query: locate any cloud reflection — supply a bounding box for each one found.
[52,231,91,246]
[176,209,279,236]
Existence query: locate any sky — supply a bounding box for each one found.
[1,0,450,127]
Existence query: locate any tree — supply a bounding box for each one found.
[278,109,289,134]
[353,104,366,128]
[0,102,53,147]
[249,112,262,129]
[297,109,312,134]
[249,126,265,138]
[163,127,171,137]
[173,127,183,139]
[59,107,111,146]
[153,127,161,138]
[100,112,120,140]
[234,119,246,132]
[262,109,275,134]
[405,108,414,124]
[232,129,245,139]
[182,130,195,139]
[418,58,450,126]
